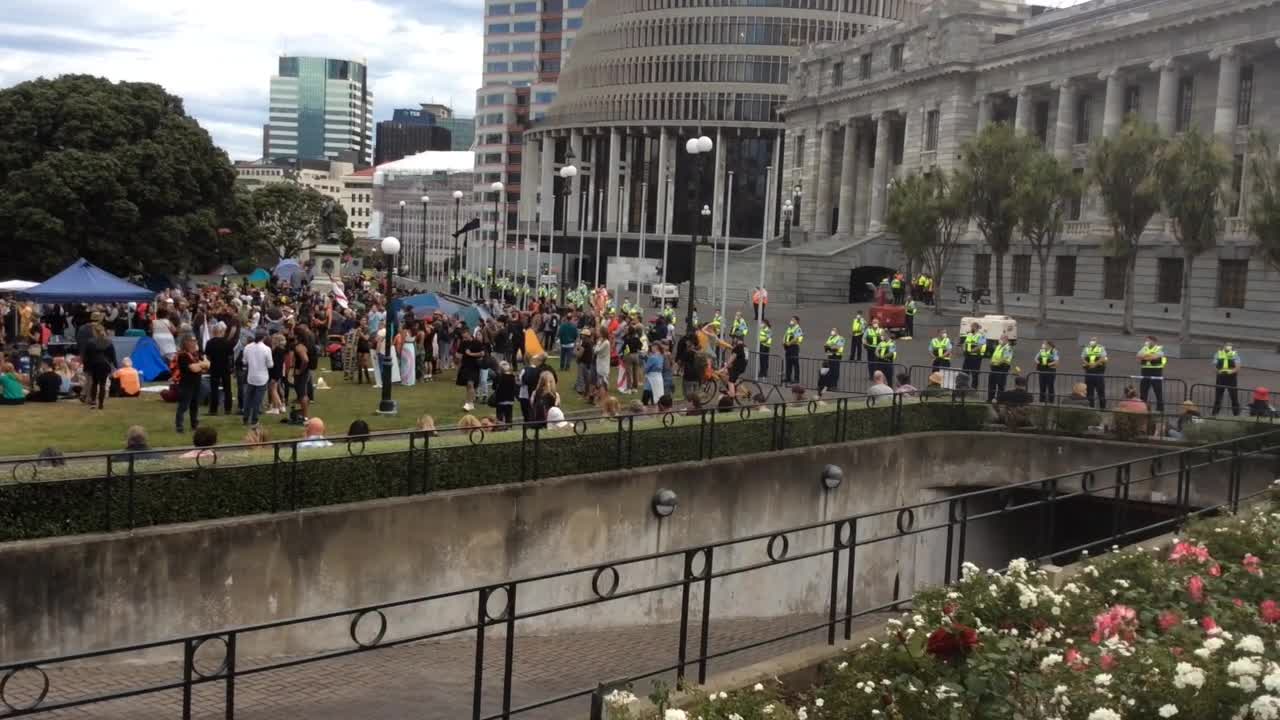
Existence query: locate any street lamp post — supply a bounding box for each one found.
[594,187,604,287]
[782,201,794,250]
[377,236,401,415]
[684,135,713,332]
[490,181,503,300]
[661,172,672,290]
[419,195,429,283]
[452,190,463,292]
[785,185,801,248]
[558,157,578,305]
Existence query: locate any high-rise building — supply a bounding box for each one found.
[375,108,453,165]
[266,56,374,166]
[474,0,591,245]
[438,116,476,151]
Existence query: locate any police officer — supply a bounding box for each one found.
[862,319,882,379]
[1137,335,1167,412]
[987,335,1014,402]
[709,311,723,337]
[849,312,866,362]
[873,333,897,387]
[904,298,918,340]
[783,316,804,385]
[1080,337,1108,409]
[929,328,952,369]
[1035,340,1059,403]
[757,319,774,380]
[961,322,987,388]
[1212,342,1242,416]
[819,328,845,397]
[730,312,749,343]
[891,272,905,305]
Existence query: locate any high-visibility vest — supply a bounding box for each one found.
[1139,344,1168,370]
[930,337,951,359]
[1083,344,1106,369]
[710,314,722,331]
[863,327,880,346]
[905,301,917,317]
[1036,349,1058,370]
[824,334,845,357]
[891,277,903,290]
[759,326,773,348]
[851,317,864,335]
[784,324,803,346]
[964,333,985,356]
[991,344,1014,368]
[1216,350,1239,373]
[732,318,748,337]
[875,339,897,361]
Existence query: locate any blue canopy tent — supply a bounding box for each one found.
[398,292,492,328]
[246,268,271,287]
[20,259,154,304]
[129,336,169,381]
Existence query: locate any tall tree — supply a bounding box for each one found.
[886,171,969,314]
[1012,149,1081,326]
[958,124,1036,313]
[1089,119,1165,335]
[1155,128,1231,342]
[1247,130,1280,272]
[249,183,349,261]
[0,75,245,278]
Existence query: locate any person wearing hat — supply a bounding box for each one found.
[1211,342,1241,416]
[923,370,947,398]
[1249,387,1275,418]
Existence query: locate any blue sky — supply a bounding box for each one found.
[0,0,484,160]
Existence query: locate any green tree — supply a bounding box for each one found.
[1247,130,1280,272]
[1089,119,1165,335]
[1155,128,1231,342]
[249,182,349,261]
[886,171,969,313]
[1012,149,1081,326]
[958,124,1036,314]
[0,75,246,278]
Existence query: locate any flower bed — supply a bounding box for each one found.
[609,491,1280,720]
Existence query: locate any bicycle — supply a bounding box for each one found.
[689,365,764,407]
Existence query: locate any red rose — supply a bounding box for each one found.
[926,624,979,663]
[1188,575,1206,604]
[1157,610,1182,633]
[1261,600,1280,624]
[1100,654,1116,671]
[1200,616,1218,632]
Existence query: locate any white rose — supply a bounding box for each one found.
[664,710,688,720]
[1158,704,1178,718]
[753,683,765,692]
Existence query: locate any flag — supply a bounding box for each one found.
[523,329,545,358]
[330,276,349,310]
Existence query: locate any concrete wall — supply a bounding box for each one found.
[1,433,1269,663]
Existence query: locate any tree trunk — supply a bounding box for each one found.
[1180,252,1195,342]
[1037,253,1049,326]
[934,271,945,316]
[994,251,1006,314]
[1122,245,1138,335]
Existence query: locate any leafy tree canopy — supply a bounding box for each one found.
[0,75,247,279]
[248,182,349,262]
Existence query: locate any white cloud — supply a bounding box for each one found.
[0,0,483,160]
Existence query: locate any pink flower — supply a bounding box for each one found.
[1092,605,1138,644]
[1169,541,1212,564]
[1188,576,1206,604]
[1209,563,1222,577]
[1065,647,1086,670]
[1170,647,1184,657]
[1200,616,1217,632]
[1261,600,1280,624]
[1234,598,1246,608]
[1100,654,1116,671]
[1244,554,1263,576]
[1157,610,1182,633]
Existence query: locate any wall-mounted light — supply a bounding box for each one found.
[821,464,844,491]
[651,489,679,518]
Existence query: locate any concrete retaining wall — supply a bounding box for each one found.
[1,433,1270,662]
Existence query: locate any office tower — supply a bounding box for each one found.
[267,56,373,165]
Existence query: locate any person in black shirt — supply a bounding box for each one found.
[204,324,234,415]
[32,361,62,402]
[493,361,518,426]
[83,323,117,410]
[174,334,208,433]
[457,329,485,411]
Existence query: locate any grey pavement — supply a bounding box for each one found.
[11,614,884,720]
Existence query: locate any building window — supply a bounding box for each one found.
[794,135,804,167]
[512,61,536,72]
[1238,65,1254,126]
[566,17,582,29]
[1231,154,1245,217]
[1075,95,1092,144]
[486,62,510,73]
[513,21,536,32]
[1124,85,1141,116]
[542,19,561,32]
[1054,256,1077,297]
[1176,77,1194,132]
[486,42,510,54]
[858,53,871,80]
[831,62,843,88]
[1156,257,1184,304]
[568,0,587,7]
[973,253,991,290]
[889,44,904,71]
[541,59,561,73]
[1103,256,1126,300]
[488,23,511,33]
[1034,100,1050,147]
[513,1,537,11]
[534,91,556,104]
[278,57,299,77]
[488,3,511,14]
[1069,168,1084,220]
[1217,259,1248,308]
[924,109,940,151]
[543,0,562,10]
[1011,254,1031,294]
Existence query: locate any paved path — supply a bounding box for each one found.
[10,614,882,720]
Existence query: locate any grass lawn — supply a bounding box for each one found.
[0,364,599,457]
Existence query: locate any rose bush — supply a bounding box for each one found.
[617,494,1280,719]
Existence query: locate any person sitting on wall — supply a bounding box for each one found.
[297,417,333,449]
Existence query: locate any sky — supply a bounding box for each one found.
[0,0,1088,162]
[0,0,485,161]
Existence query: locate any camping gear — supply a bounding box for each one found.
[247,268,271,287]
[399,292,493,329]
[20,259,154,304]
[128,337,170,381]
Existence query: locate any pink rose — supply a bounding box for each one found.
[1261,599,1280,624]
[1200,616,1217,632]
[1188,576,1206,604]
[1157,610,1182,633]
[1244,554,1263,576]
[1100,654,1116,671]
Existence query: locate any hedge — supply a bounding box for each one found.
[0,402,988,542]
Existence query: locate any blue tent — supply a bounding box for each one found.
[129,336,169,381]
[21,259,154,303]
[399,292,492,328]
[247,268,270,286]
[273,259,302,279]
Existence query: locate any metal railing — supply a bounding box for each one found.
[3,397,1277,720]
[905,364,1192,409]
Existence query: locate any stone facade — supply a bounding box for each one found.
[782,0,1280,341]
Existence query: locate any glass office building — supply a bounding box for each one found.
[267,56,374,165]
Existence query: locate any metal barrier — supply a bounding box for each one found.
[1186,381,1270,418]
[904,364,1193,409]
[4,403,1277,720]
[752,352,906,395]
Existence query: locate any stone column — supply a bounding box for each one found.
[520,137,539,224]
[568,130,583,230]
[712,128,727,238]
[1152,58,1179,135]
[606,128,622,233]
[1052,80,1076,161]
[655,129,670,235]
[768,131,782,238]
[1211,46,1241,145]
[586,143,598,232]
[814,124,834,236]
[800,129,818,231]
[976,94,993,131]
[869,112,891,232]
[1011,87,1030,134]
[836,121,858,236]
[539,134,556,228]
[1099,68,1125,139]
